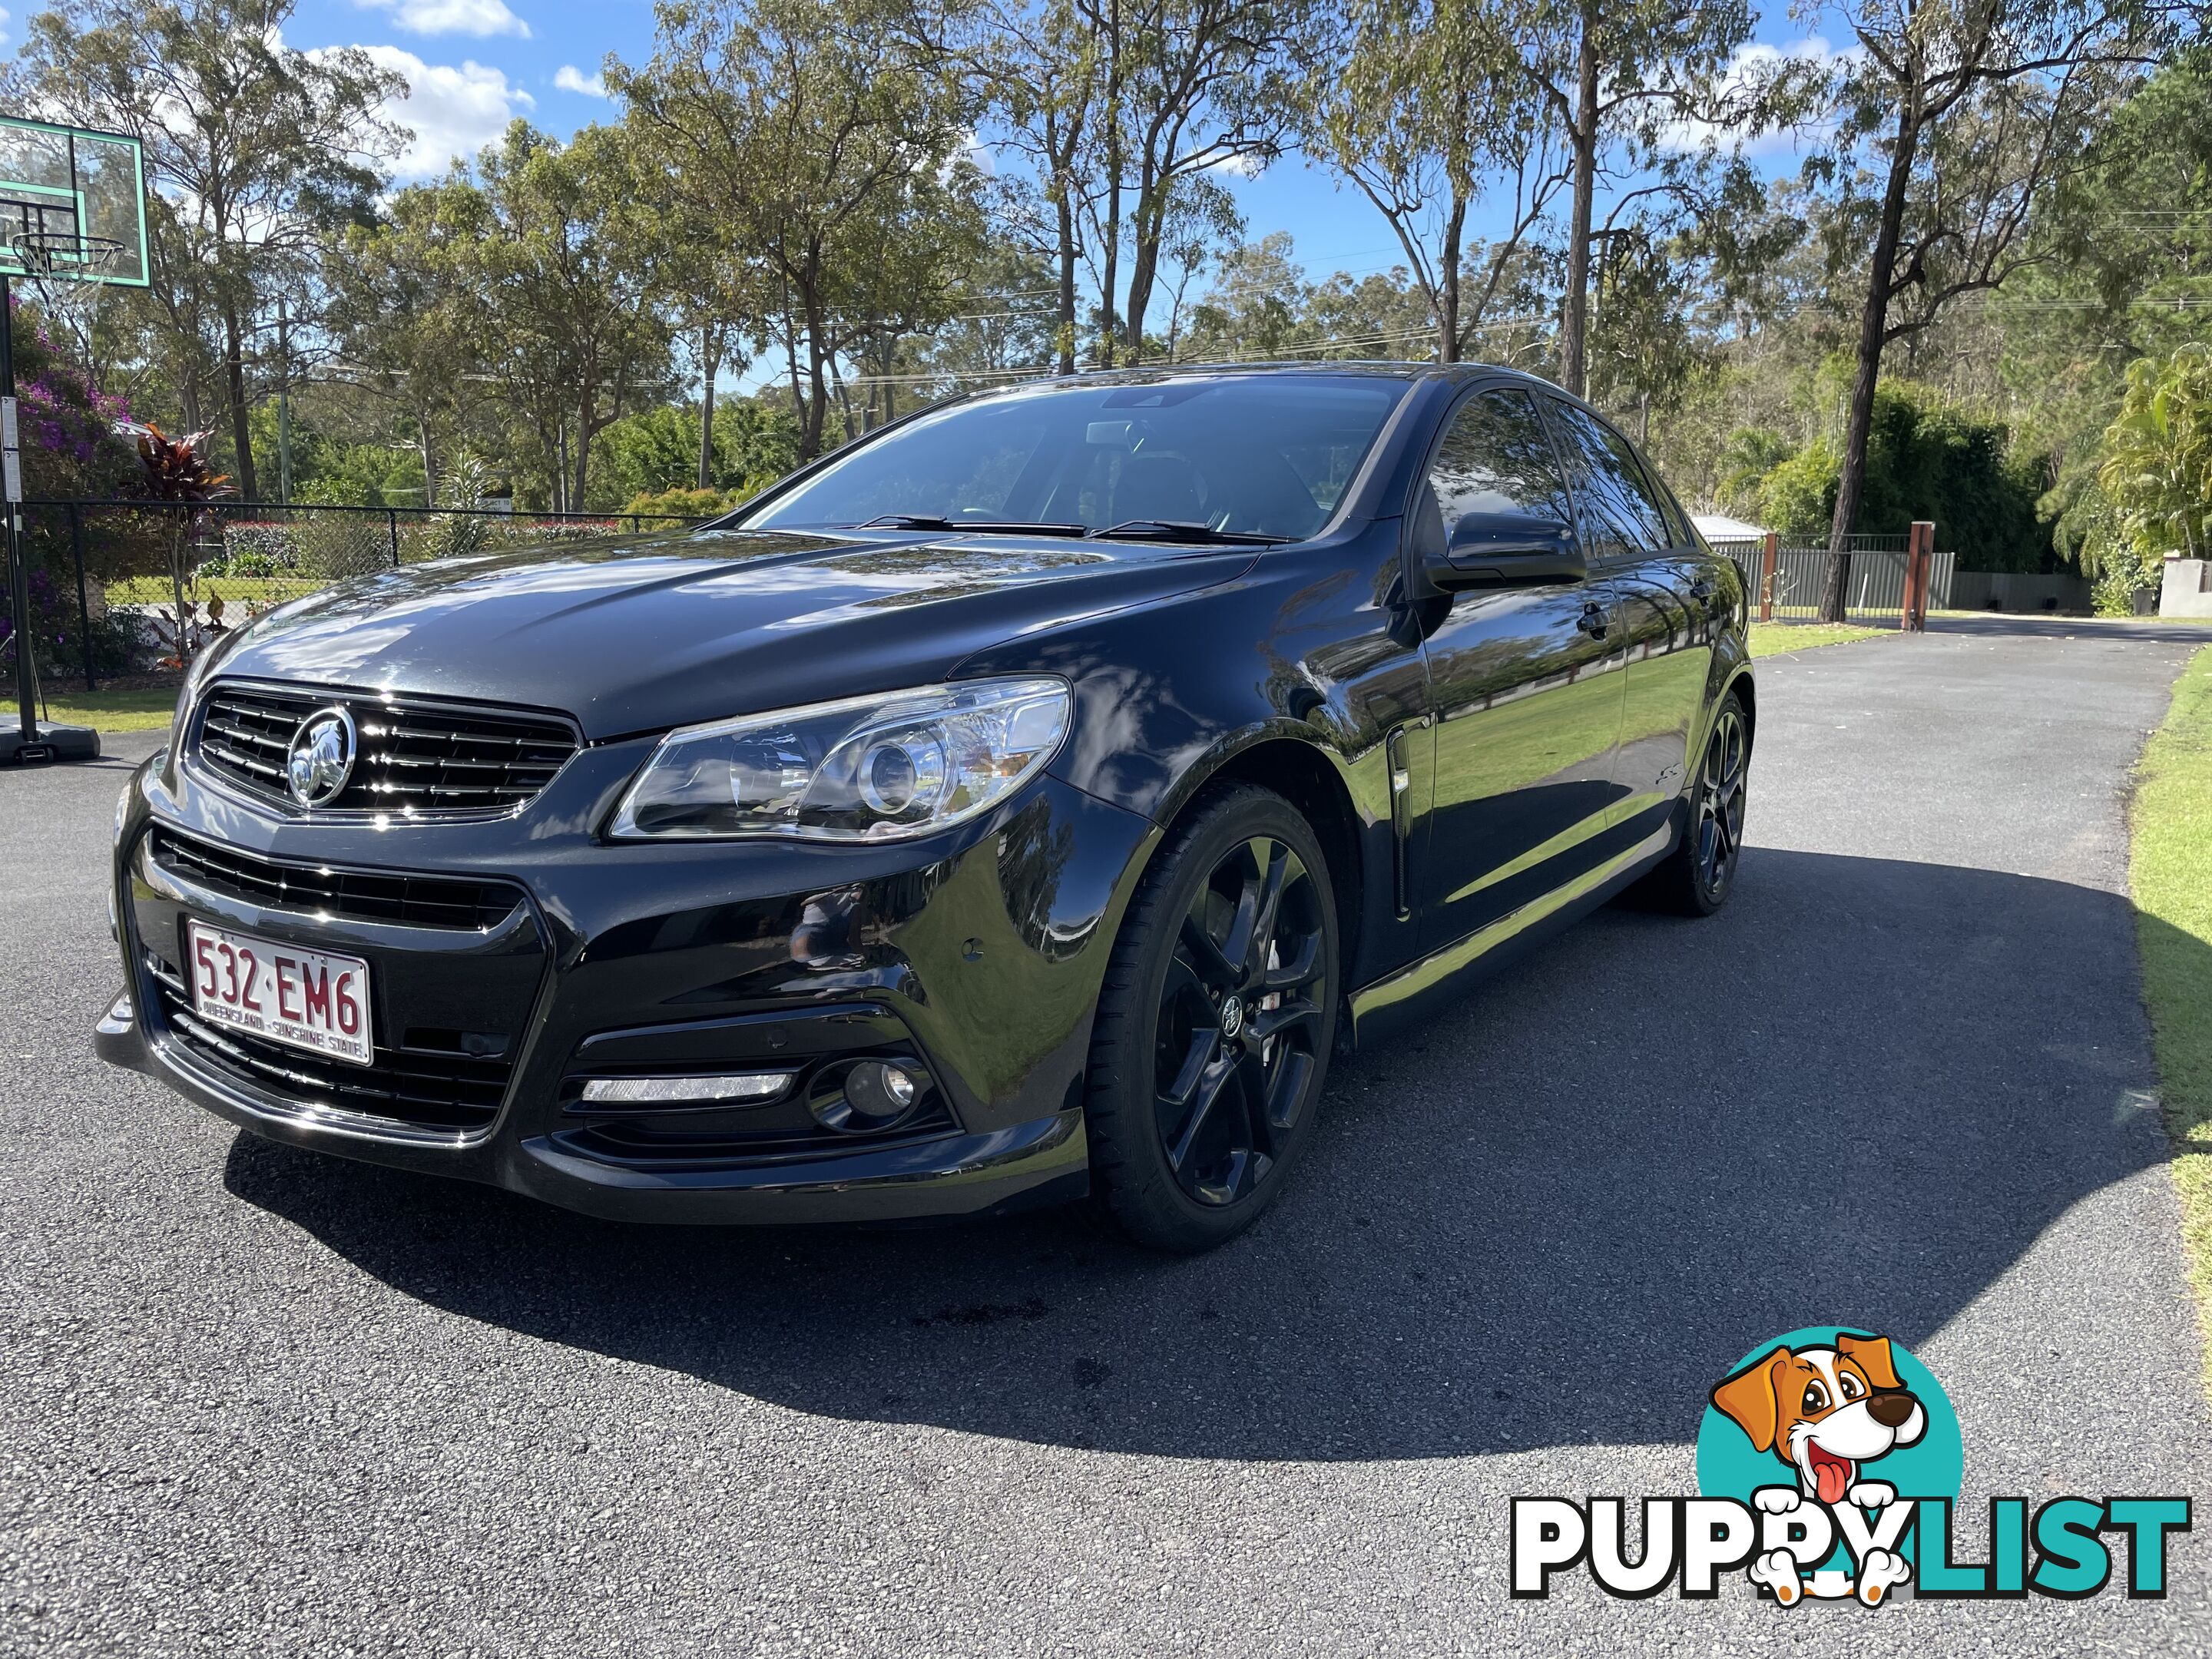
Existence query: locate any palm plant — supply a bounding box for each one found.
[135,425,236,665]
[2098,345,2212,565]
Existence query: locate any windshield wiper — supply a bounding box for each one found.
[855,514,1089,537]
[1088,519,1285,546]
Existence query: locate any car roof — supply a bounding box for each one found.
[991,359,1563,396]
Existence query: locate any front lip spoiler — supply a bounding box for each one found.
[94,993,1091,1226]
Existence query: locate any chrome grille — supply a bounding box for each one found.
[150,830,523,932]
[194,684,578,813]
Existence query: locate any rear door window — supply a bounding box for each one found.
[1542,399,1671,559]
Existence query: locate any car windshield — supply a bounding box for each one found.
[739,375,1408,542]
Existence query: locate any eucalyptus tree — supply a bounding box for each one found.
[1803,0,2186,622]
[612,0,973,461]
[827,158,994,431]
[614,147,770,490]
[2,0,402,499]
[909,0,1103,374]
[1300,0,1570,365]
[1077,0,1307,363]
[402,122,677,513]
[1494,0,1776,398]
[326,188,498,507]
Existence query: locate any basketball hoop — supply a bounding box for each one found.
[8,227,123,280]
[0,115,148,760]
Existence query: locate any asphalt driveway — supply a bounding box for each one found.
[5,616,2209,1655]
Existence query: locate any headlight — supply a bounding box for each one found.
[609,677,1071,842]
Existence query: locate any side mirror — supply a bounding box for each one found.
[1436,511,1585,590]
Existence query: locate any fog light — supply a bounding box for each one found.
[810,1059,926,1133]
[579,1072,793,1108]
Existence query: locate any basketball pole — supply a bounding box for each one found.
[1,265,41,755]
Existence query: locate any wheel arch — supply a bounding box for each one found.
[1727,665,1757,745]
[1131,733,1372,995]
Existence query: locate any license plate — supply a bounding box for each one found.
[185,921,373,1067]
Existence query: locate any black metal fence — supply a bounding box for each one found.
[1707,534,1956,623]
[1,498,706,694]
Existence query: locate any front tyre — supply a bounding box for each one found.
[1084,784,1340,1253]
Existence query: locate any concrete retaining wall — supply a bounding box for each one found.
[2160,558,2212,619]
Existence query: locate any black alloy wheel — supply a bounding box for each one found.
[1085,785,1339,1251]
[1153,834,1328,1207]
[1634,687,1750,917]
[1694,700,1749,902]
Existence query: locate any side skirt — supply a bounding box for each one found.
[1340,814,1679,1053]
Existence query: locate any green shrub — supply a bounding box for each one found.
[213,522,303,579]
[624,485,742,519]
[2092,543,2165,616]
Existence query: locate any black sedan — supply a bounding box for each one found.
[97,364,1752,1252]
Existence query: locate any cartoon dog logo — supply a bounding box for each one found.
[1710,1332,1927,1605]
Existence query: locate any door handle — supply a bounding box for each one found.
[1577,602,1609,641]
[1689,577,1714,604]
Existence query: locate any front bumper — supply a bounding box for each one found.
[99,736,1152,1224]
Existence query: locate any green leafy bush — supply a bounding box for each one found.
[624,485,742,519]
[212,522,304,579]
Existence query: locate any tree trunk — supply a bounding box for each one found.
[573,408,593,514]
[1438,194,1466,365]
[416,409,440,509]
[1098,1,1123,369]
[1559,5,1600,399]
[1820,101,1922,624]
[799,282,833,461]
[779,283,810,458]
[830,355,856,445]
[1056,186,1079,375]
[698,326,721,491]
[220,301,257,501]
[1123,196,1161,363]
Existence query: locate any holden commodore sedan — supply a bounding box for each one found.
[98,364,1751,1252]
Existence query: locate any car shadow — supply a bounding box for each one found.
[222,847,2177,1461]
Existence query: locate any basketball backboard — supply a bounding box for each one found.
[0,114,148,287]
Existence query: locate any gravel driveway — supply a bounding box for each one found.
[5,616,2209,1656]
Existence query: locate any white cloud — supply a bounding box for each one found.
[349,45,535,178]
[1204,152,1267,180]
[1661,35,1859,159]
[356,0,531,40]
[554,65,607,98]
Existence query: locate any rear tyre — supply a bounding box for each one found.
[1084,784,1340,1253]
[1636,689,1750,917]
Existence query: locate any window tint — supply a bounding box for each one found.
[1426,387,1574,541]
[1650,472,1695,548]
[1543,398,1670,558]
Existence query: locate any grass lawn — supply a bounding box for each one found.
[1747,621,1889,657]
[36,687,180,733]
[2132,643,2212,1398]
